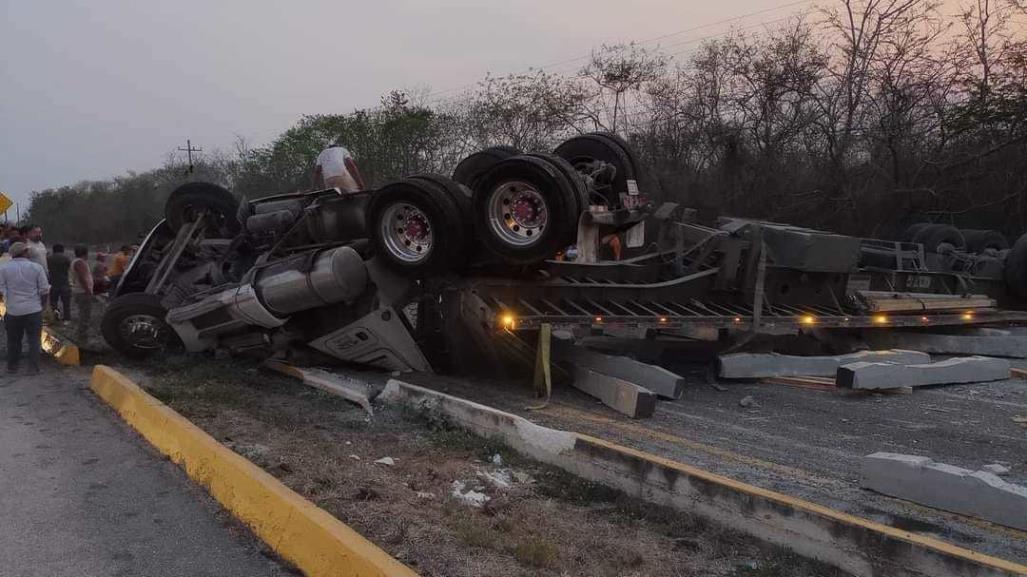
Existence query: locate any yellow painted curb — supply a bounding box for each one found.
[90,365,417,577]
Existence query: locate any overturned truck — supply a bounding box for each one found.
[101,133,1027,372]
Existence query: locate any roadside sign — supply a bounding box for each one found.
[0,192,12,215]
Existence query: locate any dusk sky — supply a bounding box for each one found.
[1,0,812,212]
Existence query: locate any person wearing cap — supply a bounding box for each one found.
[312,143,365,193]
[0,241,50,374]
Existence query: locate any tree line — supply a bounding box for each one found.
[25,0,1027,245]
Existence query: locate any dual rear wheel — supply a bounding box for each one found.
[371,133,639,275]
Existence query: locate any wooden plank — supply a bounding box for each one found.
[760,376,837,391]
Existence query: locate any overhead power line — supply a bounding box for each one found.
[420,0,818,104]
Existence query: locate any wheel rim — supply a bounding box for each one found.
[119,314,167,350]
[487,180,548,247]
[380,202,433,263]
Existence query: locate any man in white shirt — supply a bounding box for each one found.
[312,144,365,193]
[0,242,50,373]
[26,225,48,276]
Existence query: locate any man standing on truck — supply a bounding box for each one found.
[312,143,365,193]
[0,242,50,374]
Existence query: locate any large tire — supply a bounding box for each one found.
[408,174,473,219]
[367,177,468,276]
[1005,233,1027,299]
[961,229,1008,253]
[101,293,181,358]
[913,224,966,253]
[901,223,931,242]
[473,155,579,265]
[452,146,521,190]
[524,152,588,231]
[554,132,640,207]
[165,182,241,237]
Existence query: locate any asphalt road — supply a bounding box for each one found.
[0,364,292,577]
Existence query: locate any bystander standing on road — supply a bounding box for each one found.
[0,242,50,374]
[46,244,72,321]
[108,245,131,295]
[92,253,111,295]
[24,225,48,277]
[71,246,94,344]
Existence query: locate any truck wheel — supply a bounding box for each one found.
[525,153,589,231]
[367,178,467,276]
[452,146,521,190]
[473,155,579,265]
[408,174,473,218]
[913,224,966,253]
[165,182,241,237]
[554,132,640,207]
[961,229,1008,253]
[1005,233,1027,299]
[101,293,180,357]
[901,223,931,242]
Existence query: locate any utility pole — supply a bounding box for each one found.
[177,139,203,175]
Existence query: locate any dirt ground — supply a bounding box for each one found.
[110,355,849,577]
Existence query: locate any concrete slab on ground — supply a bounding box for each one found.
[864,331,1027,358]
[837,356,1010,390]
[862,452,1027,531]
[719,349,930,379]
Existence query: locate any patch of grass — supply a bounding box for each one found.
[512,538,559,569]
[534,466,621,505]
[450,515,500,549]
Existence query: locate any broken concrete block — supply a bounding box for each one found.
[861,452,1027,531]
[553,341,684,399]
[837,356,1010,390]
[571,368,657,418]
[264,360,374,414]
[718,349,930,379]
[864,331,1027,358]
[981,464,1011,476]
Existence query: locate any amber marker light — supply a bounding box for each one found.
[800,314,816,326]
[501,314,516,329]
[961,311,974,321]
[872,314,889,325]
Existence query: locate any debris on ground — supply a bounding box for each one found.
[739,395,758,408]
[982,464,1011,476]
[374,456,395,466]
[450,480,490,508]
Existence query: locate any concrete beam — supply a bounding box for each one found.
[264,361,373,415]
[864,331,1027,359]
[837,356,1010,390]
[718,350,930,379]
[862,453,1027,531]
[553,341,684,399]
[570,369,656,418]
